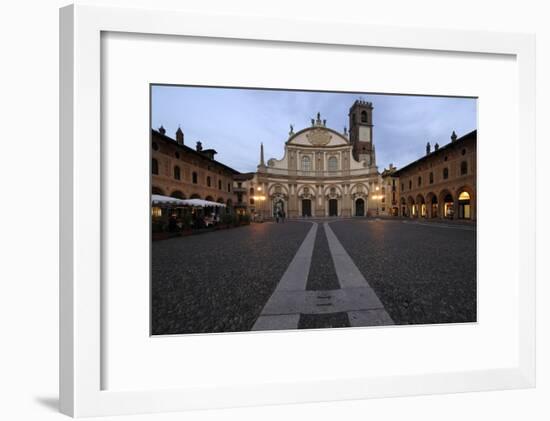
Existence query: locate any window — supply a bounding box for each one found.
[444,156,448,162]
[401,183,404,191]
[237,193,243,203]
[152,158,159,175]
[192,171,198,184]
[417,176,422,187]
[206,176,211,187]
[443,167,449,179]
[328,156,338,171]
[361,110,367,123]
[429,172,434,184]
[152,142,159,151]
[302,156,311,171]
[250,198,255,205]
[250,187,254,195]
[409,180,412,189]
[175,151,180,159]
[462,148,466,155]
[173,165,181,180]
[237,182,242,188]
[218,180,222,190]
[460,161,468,175]
[227,183,231,192]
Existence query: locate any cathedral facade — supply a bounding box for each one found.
[251,100,385,218]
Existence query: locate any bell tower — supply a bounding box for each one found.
[349,99,375,165]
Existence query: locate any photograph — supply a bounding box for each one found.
[150,85,477,335]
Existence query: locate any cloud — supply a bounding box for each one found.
[151,86,476,173]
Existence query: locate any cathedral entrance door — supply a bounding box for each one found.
[301,199,312,217]
[355,198,365,216]
[329,199,338,217]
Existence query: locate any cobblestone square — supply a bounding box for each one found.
[152,218,476,335]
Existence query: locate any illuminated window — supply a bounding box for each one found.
[302,156,311,171]
[151,207,162,218]
[459,191,470,201]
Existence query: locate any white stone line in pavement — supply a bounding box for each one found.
[260,287,385,315]
[252,223,318,331]
[323,222,394,327]
[402,220,474,231]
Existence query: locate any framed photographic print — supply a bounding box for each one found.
[60,3,535,417]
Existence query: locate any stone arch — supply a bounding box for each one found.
[456,185,475,220]
[407,195,416,218]
[323,184,344,197]
[296,184,317,198]
[400,196,407,216]
[152,186,165,195]
[170,190,186,199]
[349,182,369,196]
[439,189,454,219]
[415,193,426,218]
[205,195,214,202]
[268,183,289,197]
[190,193,201,199]
[425,192,438,218]
[217,197,224,204]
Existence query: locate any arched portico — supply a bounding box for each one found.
[415,194,426,218]
[425,192,438,218]
[400,197,407,217]
[456,185,475,220]
[407,196,416,218]
[439,189,454,219]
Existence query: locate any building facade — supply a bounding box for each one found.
[151,127,239,207]
[151,99,476,221]
[394,130,476,220]
[251,101,385,218]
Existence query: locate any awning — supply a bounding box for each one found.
[151,194,226,208]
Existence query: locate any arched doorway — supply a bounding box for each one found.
[302,199,312,217]
[407,196,415,217]
[427,193,438,218]
[416,194,426,218]
[458,191,471,219]
[328,199,338,216]
[355,198,365,216]
[440,191,454,219]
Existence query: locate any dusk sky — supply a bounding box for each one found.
[151,86,477,173]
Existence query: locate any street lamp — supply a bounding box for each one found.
[252,186,266,222]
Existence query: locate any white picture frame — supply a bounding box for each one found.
[60,3,536,417]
